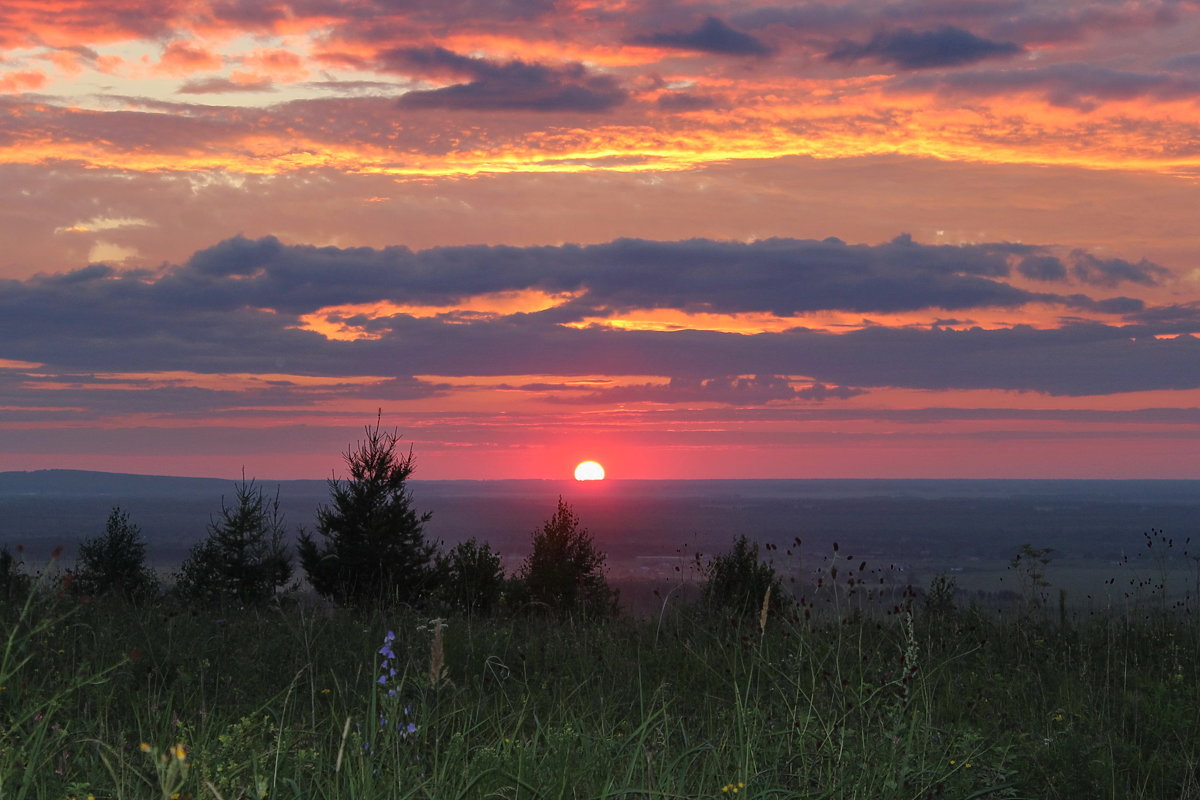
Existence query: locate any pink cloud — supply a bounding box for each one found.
[0,69,47,93]
[157,40,222,75]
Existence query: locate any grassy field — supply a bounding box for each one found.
[2,559,1199,799]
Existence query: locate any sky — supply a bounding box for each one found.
[1,0,1199,480]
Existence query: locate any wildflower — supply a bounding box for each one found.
[172,743,187,761]
[139,742,152,753]
[378,630,400,697]
[321,688,331,694]
[1053,713,1064,722]
[379,630,397,660]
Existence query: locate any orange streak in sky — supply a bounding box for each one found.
[4,87,1200,177]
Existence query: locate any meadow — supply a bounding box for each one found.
[2,553,1198,800]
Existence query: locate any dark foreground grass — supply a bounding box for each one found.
[2,573,1199,799]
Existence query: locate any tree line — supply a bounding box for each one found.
[2,419,784,619]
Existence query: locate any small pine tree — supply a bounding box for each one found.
[175,479,293,607]
[701,535,787,617]
[298,418,437,608]
[516,497,617,617]
[73,507,158,601]
[438,538,505,615]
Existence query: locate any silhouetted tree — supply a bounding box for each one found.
[0,545,30,602]
[175,479,293,606]
[516,497,617,617]
[298,418,437,608]
[438,538,505,615]
[72,507,158,601]
[701,535,787,617]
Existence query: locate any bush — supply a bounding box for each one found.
[72,507,158,601]
[175,479,293,606]
[0,545,30,602]
[438,538,505,615]
[515,497,617,617]
[700,535,787,617]
[298,418,438,609]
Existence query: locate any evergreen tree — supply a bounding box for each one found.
[175,479,293,606]
[298,419,436,608]
[516,497,617,617]
[73,507,158,601]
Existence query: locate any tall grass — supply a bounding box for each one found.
[1,561,1198,798]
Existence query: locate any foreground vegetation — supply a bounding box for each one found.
[2,564,1198,799]
[4,424,1197,797]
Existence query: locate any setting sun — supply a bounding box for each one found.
[574,461,606,481]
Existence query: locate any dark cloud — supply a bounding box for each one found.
[306,80,404,95]
[1017,255,1067,282]
[1165,54,1200,71]
[1069,250,1170,288]
[548,375,865,405]
[209,0,292,27]
[384,47,626,112]
[1122,302,1200,332]
[153,232,1139,320]
[178,77,276,94]
[828,25,1022,69]
[1,235,1193,399]
[1060,294,1145,315]
[897,63,1200,110]
[655,91,723,112]
[632,17,773,56]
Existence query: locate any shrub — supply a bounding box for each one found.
[923,572,958,619]
[72,507,158,601]
[298,417,438,609]
[175,479,293,606]
[515,497,617,617]
[439,538,505,615]
[700,535,787,617]
[0,545,30,602]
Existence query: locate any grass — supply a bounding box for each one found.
[2,558,1199,799]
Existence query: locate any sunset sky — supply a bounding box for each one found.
[2,0,1199,480]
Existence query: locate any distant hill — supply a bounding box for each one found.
[2,470,1198,574]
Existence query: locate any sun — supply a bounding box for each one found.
[574,460,606,481]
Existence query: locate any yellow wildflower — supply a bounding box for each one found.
[139,742,151,753]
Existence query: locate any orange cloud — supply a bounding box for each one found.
[0,69,47,93]
[241,48,308,82]
[157,40,222,75]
